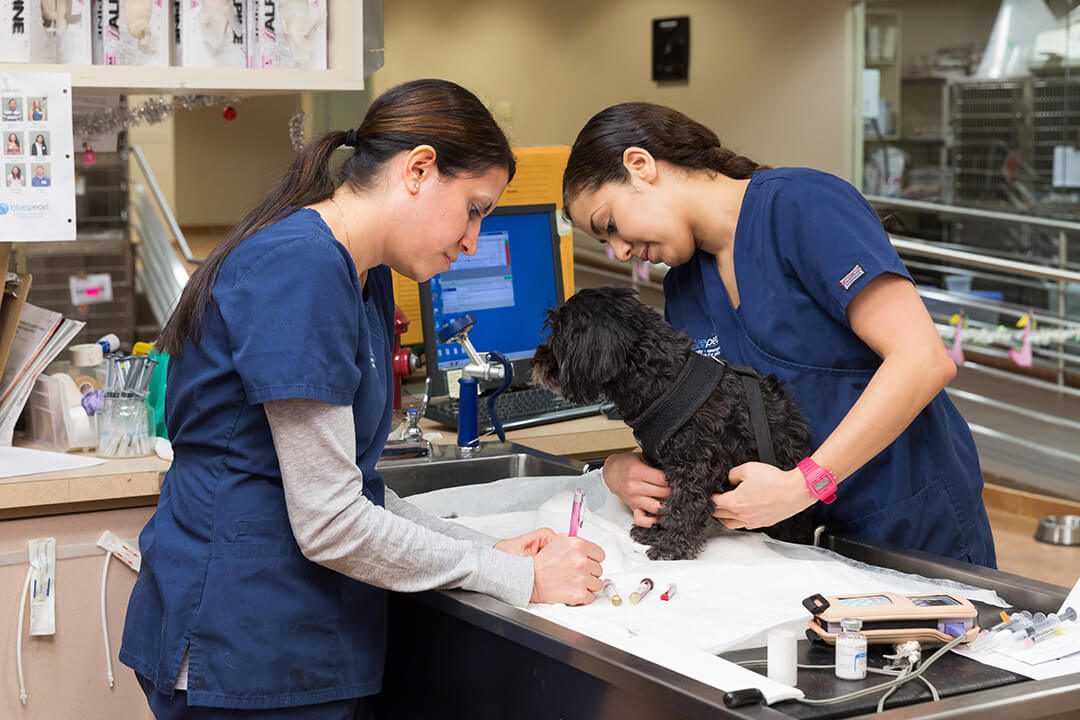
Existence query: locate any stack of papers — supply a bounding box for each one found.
[0,302,84,445]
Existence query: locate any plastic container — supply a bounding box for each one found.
[95,353,158,458]
[26,374,98,451]
[96,393,152,458]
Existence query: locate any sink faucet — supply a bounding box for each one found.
[380,379,434,461]
[436,314,513,455]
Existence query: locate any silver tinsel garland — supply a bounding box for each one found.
[73,95,243,137]
[289,108,307,151]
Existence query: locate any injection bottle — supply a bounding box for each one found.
[835,618,868,680]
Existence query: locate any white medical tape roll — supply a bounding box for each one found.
[74,375,101,393]
[70,343,104,367]
[767,629,799,687]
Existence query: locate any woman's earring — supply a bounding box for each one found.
[413,183,420,191]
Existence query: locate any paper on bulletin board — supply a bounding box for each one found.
[0,72,76,242]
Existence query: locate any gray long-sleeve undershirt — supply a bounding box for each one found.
[263,398,534,607]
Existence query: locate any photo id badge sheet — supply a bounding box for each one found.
[0,72,76,242]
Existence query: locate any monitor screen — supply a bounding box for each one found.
[420,204,563,396]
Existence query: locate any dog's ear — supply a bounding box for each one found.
[548,288,636,405]
[530,318,560,391]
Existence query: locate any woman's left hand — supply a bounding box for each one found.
[494,528,558,557]
[711,463,815,529]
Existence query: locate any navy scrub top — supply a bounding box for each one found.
[120,208,395,709]
[664,168,996,567]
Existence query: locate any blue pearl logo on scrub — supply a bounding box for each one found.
[691,335,724,360]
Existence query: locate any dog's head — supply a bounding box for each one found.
[533,286,660,405]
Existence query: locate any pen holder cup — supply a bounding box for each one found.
[96,393,152,458]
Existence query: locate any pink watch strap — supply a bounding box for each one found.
[797,458,838,505]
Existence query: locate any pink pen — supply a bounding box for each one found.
[568,488,584,537]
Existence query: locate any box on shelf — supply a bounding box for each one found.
[0,0,32,62]
[254,0,327,70]
[0,0,93,63]
[175,0,251,68]
[94,0,170,66]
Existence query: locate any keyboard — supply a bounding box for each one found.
[425,386,603,433]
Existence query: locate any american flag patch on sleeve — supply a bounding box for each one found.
[839,264,865,291]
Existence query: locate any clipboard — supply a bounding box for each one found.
[0,270,33,381]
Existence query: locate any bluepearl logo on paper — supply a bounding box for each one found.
[0,201,50,218]
[11,1,26,34]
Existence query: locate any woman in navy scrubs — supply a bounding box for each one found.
[562,102,996,568]
[120,80,605,719]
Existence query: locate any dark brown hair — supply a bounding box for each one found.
[158,79,516,355]
[562,102,766,211]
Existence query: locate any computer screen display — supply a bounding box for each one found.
[420,204,563,395]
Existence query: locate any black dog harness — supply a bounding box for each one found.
[626,352,778,466]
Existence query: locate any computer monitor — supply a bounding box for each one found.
[419,203,564,397]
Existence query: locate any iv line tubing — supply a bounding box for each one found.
[16,566,31,704]
[101,551,115,688]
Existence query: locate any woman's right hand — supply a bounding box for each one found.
[603,452,671,527]
[530,535,605,606]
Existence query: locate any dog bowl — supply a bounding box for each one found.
[1035,515,1080,546]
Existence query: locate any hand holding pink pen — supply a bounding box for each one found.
[568,488,585,537]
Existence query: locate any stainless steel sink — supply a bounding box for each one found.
[376,442,584,498]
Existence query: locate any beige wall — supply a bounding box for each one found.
[372,0,856,178]
[127,96,176,213]
[172,95,303,227]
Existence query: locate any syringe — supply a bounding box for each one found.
[990,610,1033,633]
[1021,607,1077,647]
[970,611,1038,651]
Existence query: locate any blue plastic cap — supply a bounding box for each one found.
[944,622,966,638]
[437,314,475,344]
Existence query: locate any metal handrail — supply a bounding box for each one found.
[890,235,1080,285]
[868,195,1080,233]
[129,144,192,326]
[130,145,203,266]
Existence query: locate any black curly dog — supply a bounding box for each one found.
[533,286,815,560]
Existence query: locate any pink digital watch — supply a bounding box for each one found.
[797,458,838,505]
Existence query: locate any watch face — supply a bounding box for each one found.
[813,477,832,492]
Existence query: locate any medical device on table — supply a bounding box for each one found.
[804,591,980,645]
[420,204,602,433]
[436,313,513,451]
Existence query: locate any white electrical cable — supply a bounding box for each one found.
[16,566,31,705]
[737,653,946,708]
[100,551,115,689]
[794,635,965,707]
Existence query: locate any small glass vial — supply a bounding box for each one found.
[835,618,868,680]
